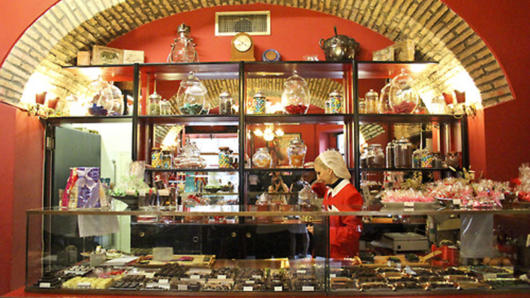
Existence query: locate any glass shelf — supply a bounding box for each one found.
[45,116,133,124]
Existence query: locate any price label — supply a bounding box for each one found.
[453,199,461,206]
[483,273,496,280]
[190,274,201,280]
[77,282,91,288]
[217,275,227,280]
[404,202,414,207]
[158,279,169,284]
[252,274,262,279]
[146,282,156,288]
[245,280,255,284]
[297,269,307,274]
[243,286,253,292]
[159,284,170,290]
[39,282,51,288]
[177,284,188,291]
[330,273,337,278]
[404,208,414,212]
[302,286,315,291]
[274,286,283,292]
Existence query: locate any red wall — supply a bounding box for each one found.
[108,4,392,62]
[443,0,530,180]
[0,103,16,294]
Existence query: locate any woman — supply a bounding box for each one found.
[314,150,363,258]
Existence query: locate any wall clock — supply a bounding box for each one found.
[230,32,255,61]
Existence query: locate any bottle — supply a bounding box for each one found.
[219,91,235,115]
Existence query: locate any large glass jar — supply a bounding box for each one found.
[365,89,379,113]
[252,147,272,168]
[281,71,310,114]
[388,69,420,114]
[393,137,413,168]
[167,23,198,63]
[176,71,207,115]
[287,137,307,167]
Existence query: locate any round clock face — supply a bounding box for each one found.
[233,34,252,52]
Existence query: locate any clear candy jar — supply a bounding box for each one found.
[148,90,162,115]
[281,71,310,114]
[219,91,235,115]
[252,147,272,168]
[168,23,198,63]
[176,71,207,115]
[87,77,113,116]
[287,138,307,167]
[388,69,420,114]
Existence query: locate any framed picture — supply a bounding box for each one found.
[273,133,301,166]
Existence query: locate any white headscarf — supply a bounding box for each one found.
[317,150,351,180]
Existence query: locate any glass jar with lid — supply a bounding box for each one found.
[218,147,231,168]
[325,90,342,113]
[252,147,272,168]
[219,91,235,115]
[176,71,207,115]
[159,99,172,115]
[379,80,392,113]
[281,71,310,114]
[151,147,162,168]
[370,144,385,168]
[148,90,162,116]
[393,138,413,168]
[161,150,173,169]
[388,69,420,114]
[365,89,379,113]
[287,137,307,167]
[251,90,266,114]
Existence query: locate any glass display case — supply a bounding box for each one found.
[30,60,530,295]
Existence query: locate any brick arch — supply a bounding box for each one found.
[0,0,512,108]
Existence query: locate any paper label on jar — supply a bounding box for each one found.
[404,208,414,212]
[217,275,227,280]
[39,282,51,288]
[404,202,414,207]
[252,274,261,279]
[274,286,283,291]
[245,280,255,284]
[77,282,91,288]
[190,274,200,279]
[243,286,253,291]
[302,286,315,291]
[178,284,188,291]
[330,273,337,278]
[453,199,461,206]
[158,279,169,284]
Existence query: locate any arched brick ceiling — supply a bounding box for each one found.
[0,0,512,109]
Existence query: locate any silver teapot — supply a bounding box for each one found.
[319,27,360,61]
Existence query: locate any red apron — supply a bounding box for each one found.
[322,179,363,259]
